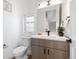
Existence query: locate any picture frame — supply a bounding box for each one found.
[3,0,12,12]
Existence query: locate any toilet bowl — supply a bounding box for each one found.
[13,46,28,59]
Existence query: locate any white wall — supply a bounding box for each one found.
[19,0,50,35]
[62,0,76,59]
[3,0,39,59]
[69,0,76,59]
[3,0,24,59]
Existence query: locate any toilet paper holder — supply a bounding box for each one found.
[3,44,8,49]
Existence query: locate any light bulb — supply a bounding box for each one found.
[38,1,48,9]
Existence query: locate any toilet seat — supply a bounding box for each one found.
[13,46,27,57]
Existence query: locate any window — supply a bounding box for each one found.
[24,16,35,34]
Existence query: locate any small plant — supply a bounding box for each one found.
[58,27,64,32]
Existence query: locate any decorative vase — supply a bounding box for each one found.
[58,27,64,36]
[58,32,64,36]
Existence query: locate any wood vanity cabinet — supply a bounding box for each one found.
[32,46,46,59]
[31,38,70,59]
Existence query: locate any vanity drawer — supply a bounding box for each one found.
[31,38,47,46]
[45,40,69,51]
[38,39,46,46]
[31,38,40,45]
[31,38,69,51]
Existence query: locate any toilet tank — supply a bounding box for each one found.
[17,37,31,47]
[21,37,31,47]
[16,37,31,55]
[22,37,31,55]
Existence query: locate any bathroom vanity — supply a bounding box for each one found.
[31,36,70,59]
[31,2,70,59]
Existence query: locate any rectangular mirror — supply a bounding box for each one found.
[36,4,60,33]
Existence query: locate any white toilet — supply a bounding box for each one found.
[13,38,31,59]
[13,46,28,59]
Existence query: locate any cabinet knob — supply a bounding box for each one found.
[44,48,46,55]
[48,49,49,55]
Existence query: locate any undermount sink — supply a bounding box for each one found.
[39,35,57,39]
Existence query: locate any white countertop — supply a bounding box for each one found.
[31,34,69,41]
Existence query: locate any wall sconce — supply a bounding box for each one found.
[38,0,63,9]
[38,1,48,9]
[47,0,51,6]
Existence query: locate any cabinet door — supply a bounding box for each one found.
[32,46,46,59]
[46,48,54,59]
[53,49,69,59]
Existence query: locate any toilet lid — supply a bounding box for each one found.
[13,46,27,54]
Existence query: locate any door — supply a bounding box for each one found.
[46,48,54,59]
[32,45,46,59]
[53,49,69,59]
